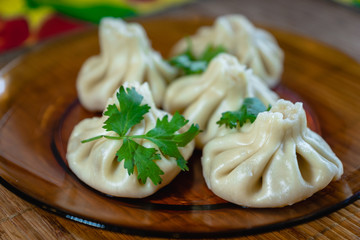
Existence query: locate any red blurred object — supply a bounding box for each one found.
[0,14,87,53]
[36,14,87,40]
[0,17,29,52]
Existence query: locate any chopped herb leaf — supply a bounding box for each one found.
[169,38,226,75]
[82,86,200,185]
[217,97,271,129]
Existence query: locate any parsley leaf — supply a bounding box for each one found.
[217,98,271,129]
[81,86,200,185]
[103,87,150,137]
[169,39,226,75]
[144,112,200,171]
[200,45,227,63]
[117,138,163,185]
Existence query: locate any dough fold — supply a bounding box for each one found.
[202,99,343,207]
[77,17,177,111]
[171,14,284,87]
[67,82,194,198]
[164,53,278,148]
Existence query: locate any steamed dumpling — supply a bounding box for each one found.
[77,17,177,112]
[163,53,278,148]
[67,82,194,198]
[202,99,343,208]
[171,14,284,87]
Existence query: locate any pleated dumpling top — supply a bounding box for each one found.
[171,14,284,87]
[164,53,278,148]
[67,82,195,198]
[77,17,177,112]
[202,99,343,208]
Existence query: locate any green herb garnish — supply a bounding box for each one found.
[169,39,226,75]
[217,97,271,129]
[82,86,200,185]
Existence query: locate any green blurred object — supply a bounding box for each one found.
[333,0,360,8]
[26,0,138,23]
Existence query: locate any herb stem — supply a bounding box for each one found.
[82,134,149,143]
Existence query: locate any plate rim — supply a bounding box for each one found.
[0,16,359,238]
[1,176,359,238]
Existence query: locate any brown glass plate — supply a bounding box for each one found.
[0,17,359,238]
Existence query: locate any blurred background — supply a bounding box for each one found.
[0,0,193,53]
[0,0,359,54]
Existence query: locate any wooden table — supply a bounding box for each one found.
[1,0,359,239]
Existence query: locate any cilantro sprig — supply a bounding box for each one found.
[217,97,271,129]
[82,86,200,185]
[169,39,226,75]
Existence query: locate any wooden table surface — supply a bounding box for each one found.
[1,0,360,239]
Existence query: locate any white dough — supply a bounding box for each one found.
[163,53,278,148]
[76,17,177,112]
[171,14,284,87]
[67,82,194,198]
[202,99,343,208]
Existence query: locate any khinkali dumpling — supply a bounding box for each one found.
[202,99,343,208]
[163,53,278,148]
[77,17,177,112]
[67,82,195,198]
[171,14,284,87]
